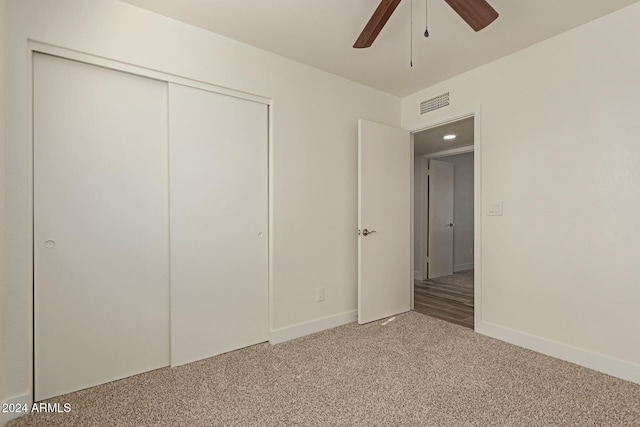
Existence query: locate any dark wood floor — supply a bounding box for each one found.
[414,270,474,329]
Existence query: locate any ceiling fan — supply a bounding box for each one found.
[354,0,499,48]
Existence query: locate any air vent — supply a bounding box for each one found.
[420,92,449,115]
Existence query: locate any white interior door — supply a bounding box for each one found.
[428,159,454,279]
[169,83,268,366]
[34,53,170,400]
[358,119,411,324]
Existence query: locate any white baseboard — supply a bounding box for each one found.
[476,320,640,385]
[414,270,423,281]
[1,393,31,426]
[269,310,357,345]
[454,263,474,272]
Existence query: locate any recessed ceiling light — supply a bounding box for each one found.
[443,134,457,140]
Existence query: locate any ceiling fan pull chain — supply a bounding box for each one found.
[424,0,429,37]
[410,0,414,67]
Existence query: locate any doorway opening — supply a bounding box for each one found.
[413,116,475,328]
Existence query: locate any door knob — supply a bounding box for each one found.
[362,228,377,236]
[448,223,455,227]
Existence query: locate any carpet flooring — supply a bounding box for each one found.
[414,270,474,328]
[10,312,640,426]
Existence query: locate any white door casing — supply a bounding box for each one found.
[358,119,411,324]
[428,159,454,279]
[33,53,170,400]
[169,83,269,366]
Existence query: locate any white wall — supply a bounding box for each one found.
[413,156,423,279]
[445,153,474,272]
[403,3,640,383]
[3,0,400,413]
[0,0,7,417]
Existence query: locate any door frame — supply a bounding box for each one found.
[14,42,274,406]
[409,107,482,329]
[421,145,474,280]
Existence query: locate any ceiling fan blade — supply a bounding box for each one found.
[444,0,498,32]
[354,0,402,49]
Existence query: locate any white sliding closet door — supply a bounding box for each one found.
[169,84,268,366]
[34,53,170,401]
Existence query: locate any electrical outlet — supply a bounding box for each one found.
[487,201,503,216]
[316,287,325,302]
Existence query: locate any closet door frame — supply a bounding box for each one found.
[22,42,274,403]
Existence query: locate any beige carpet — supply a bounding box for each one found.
[11,312,640,426]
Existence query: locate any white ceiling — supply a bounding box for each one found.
[119,0,640,96]
[414,116,473,157]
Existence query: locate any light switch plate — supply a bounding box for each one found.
[487,201,503,216]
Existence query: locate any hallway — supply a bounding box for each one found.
[414,270,474,328]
